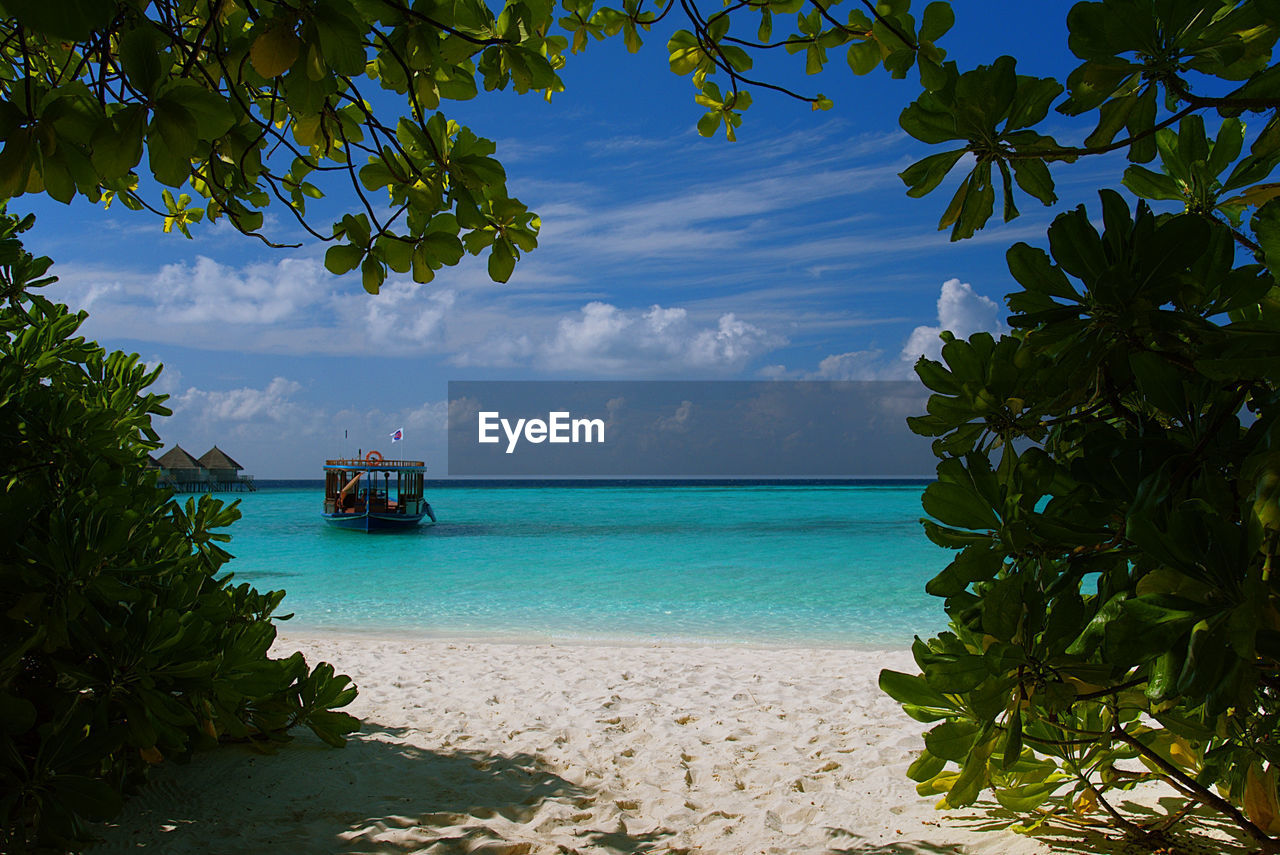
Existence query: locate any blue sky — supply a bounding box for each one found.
[20,1,1097,477]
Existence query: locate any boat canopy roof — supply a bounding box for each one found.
[324,457,427,472]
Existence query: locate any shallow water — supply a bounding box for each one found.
[219,482,948,647]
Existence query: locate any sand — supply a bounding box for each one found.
[91,633,1119,854]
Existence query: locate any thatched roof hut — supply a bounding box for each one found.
[198,446,244,480]
[154,444,254,492]
[156,445,203,473]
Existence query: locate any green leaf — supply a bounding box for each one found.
[147,111,196,187]
[1006,242,1075,300]
[1006,76,1063,131]
[667,30,703,76]
[162,82,236,141]
[998,160,1019,222]
[994,778,1069,812]
[1126,85,1157,164]
[919,2,954,43]
[1122,165,1183,202]
[376,235,413,273]
[926,546,1002,597]
[925,720,980,762]
[312,1,368,77]
[900,149,966,199]
[1001,708,1022,769]
[1010,158,1056,206]
[982,574,1023,641]
[487,237,516,282]
[945,730,995,807]
[360,255,385,293]
[847,40,880,76]
[1253,199,1280,272]
[949,167,995,240]
[923,479,1000,531]
[1208,118,1245,178]
[150,101,198,160]
[914,357,960,395]
[880,668,953,709]
[283,66,339,116]
[1083,93,1137,148]
[119,25,164,98]
[422,232,465,266]
[306,710,360,747]
[1046,204,1105,280]
[1220,183,1280,212]
[251,21,303,78]
[916,646,989,693]
[907,749,948,782]
[918,55,948,91]
[900,96,959,146]
[91,106,146,178]
[411,243,436,283]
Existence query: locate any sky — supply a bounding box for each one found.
[17,1,1102,477]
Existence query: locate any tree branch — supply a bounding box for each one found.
[1110,723,1280,852]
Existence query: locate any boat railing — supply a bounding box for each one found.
[324,458,426,468]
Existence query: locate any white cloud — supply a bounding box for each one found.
[759,347,914,382]
[78,281,121,310]
[686,314,778,368]
[764,278,1007,382]
[900,278,1005,364]
[173,376,305,423]
[546,302,634,363]
[403,399,449,432]
[364,283,456,346]
[536,302,786,374]
[811,349,901,380]
[655,400,694,433]
[155,256,330,325]
[142,355,183,395]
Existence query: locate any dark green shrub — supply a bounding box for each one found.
[882,189,1280,848]
[0,212,358,853]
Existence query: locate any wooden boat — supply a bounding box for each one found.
[321,452,436,531]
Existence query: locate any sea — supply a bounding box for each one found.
[219,480,950,648]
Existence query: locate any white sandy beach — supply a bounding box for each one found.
[93,633,1168,854]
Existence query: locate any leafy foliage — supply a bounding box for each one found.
[8,0,1280,847]
[0,0,549,290]
[892,188,1280,846]
[855,0,1280,845]
[3,0,1280,283]
[0,212,358,853]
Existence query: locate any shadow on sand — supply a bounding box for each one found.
[93,723,1259,855]
[941,795,1259,855]
[821,826,970,854]
[93,722,673,854]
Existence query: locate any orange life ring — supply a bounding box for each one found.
[365,450,384,463]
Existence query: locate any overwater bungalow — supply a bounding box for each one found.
[153,444,256,492]
[198,446,255,492]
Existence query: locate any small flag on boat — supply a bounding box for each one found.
[390,427,404,442]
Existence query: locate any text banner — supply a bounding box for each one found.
[447,381,933,477]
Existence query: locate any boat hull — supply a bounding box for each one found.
[321,511,430,532]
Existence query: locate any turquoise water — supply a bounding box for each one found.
[220,483,948,647]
